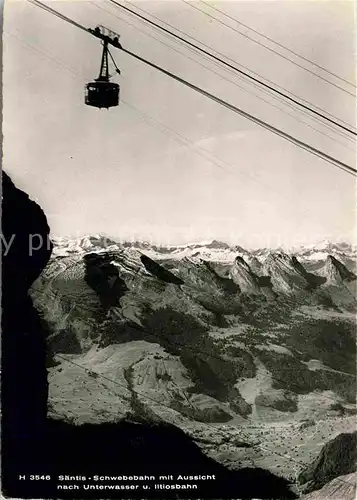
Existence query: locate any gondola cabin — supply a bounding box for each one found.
[85,81,119,109]
[85,26,121,110]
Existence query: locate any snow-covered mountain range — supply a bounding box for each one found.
[52,235,356,266]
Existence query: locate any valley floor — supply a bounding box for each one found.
[48,337,356,487]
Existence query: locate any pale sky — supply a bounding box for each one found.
[3,0,356,248]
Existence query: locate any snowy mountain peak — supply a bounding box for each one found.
[51,236,356,274]
[198,239,231,250]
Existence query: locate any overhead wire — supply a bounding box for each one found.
[199,0,356,88]
[93,2,355,152]
[182,0,355,96]
[9,12,353,152]
[11,25,318,248]
[5,27,277,192]
[143,22,356,144]
[123,0,356,133]
[15,24,350,244]
[50,354,146,423]
[5,28,311,208]
[126,15,356,145]
[137,24,355,145]
[118,46,357,177]
[26,0,356,141]
[28,0,90,34]
[108,0,357,135]
[23,0,357,176]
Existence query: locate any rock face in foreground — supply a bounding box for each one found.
[298,432,357,494]
[1,171,53,464]
[300,473,356,500]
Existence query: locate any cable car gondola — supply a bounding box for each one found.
[85,80,119,109]
[85,28,120,109]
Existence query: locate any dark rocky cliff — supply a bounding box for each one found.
[1,171,52,468]
[298,432,357,494]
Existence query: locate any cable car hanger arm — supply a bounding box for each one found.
[108,49,121,75]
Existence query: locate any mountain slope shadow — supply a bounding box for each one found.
[140,253,185,285]
[84,252,129,308]
[1,173,296,499]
